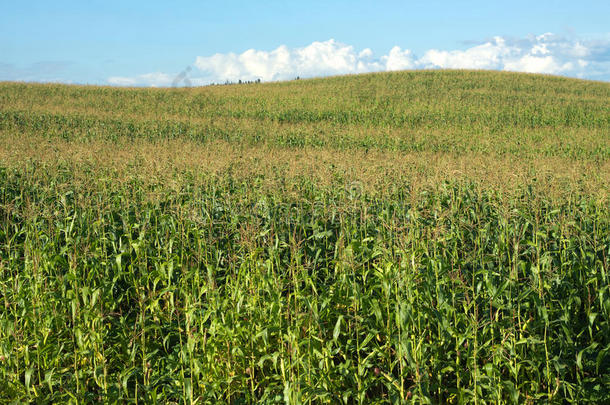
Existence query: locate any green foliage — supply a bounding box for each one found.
[0,71,609,403]
[1,70,609,158]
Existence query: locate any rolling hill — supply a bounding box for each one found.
[1,70,609,403]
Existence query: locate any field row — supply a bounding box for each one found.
[1,157,609,402]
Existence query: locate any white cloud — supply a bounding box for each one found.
[503,55,570,74]
[358,48,373,59]
[383,46,415,71]
[108,72,174,87]
[418,37,513,70]
[107,76,137,86]
[193,40,377,82]
[107,34,610,86]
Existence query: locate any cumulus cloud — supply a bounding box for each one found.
[383,46,415,71]
[417,34,596,75]
[193,40,375,82]
[107,33,610,86]
[418,37,511,70]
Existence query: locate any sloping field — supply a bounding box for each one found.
[1,70,609,403]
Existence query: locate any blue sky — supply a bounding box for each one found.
[2,1,610,85]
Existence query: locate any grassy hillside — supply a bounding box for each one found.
[1,71,609,403]
[2,70,609,157]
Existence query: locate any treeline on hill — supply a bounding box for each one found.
[0,70,609,403]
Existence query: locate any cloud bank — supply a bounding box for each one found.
[108,33,610,86]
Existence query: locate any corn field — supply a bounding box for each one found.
[0,70,609,403]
